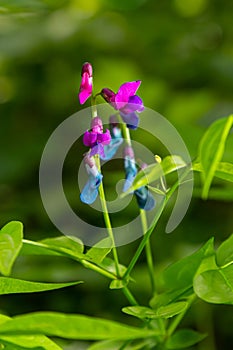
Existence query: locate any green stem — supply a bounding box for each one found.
[167,294,196,337]
[123,166,192,281]
[81,260,117,280]
[122,287,139,306]
[140,209,156,295]
[91,97,120,277]
[97,166,120,276]
[123,198,166,281]
[22,239,117,280]
[121,123,132,146]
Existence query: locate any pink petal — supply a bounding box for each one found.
[97,129,111,145]
[78,72,93,104]
[114,81,141,109]
[83,131,97,147]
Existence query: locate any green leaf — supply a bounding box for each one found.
[88,340,125,350]
[21,240,63,257]
[0,277,82,295]
[166,329,206,349]
[0,221,23,276]
[40,235,84,256]
[0,335,62,350]
[193,162,233,183]
[100,258,127,276]
[0,314,62,349]
[150,287,193,309]
[21,236,85,260]
[198,115,233,199]
[122,302,187,320]
[125,155,186,193]
[88,339,153,350]
[194,264,233,304]
[85,237,112,264]
[163,238,215,290]
[109,279,128,289]
[216,234,233,267]
[0,312,159,340]
[122,306,157,319]
[215,162,233,182]
[155,302,188,319]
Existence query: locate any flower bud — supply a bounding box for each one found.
[101,88,115,103]
[91,116,103,134]
[81,62,92,77]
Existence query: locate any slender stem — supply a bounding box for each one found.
[22,239,117,280]
[96,163,120,276]
[140,209,156,295]
[121,123,132,146]
[90,97,120,276]
[81,260,117,280]
[167,294,196,337]
[91,96,98,118]
[122,287,139,306]
[123,198,166,280]
[123,166,192,280]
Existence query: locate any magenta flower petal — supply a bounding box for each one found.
[83,131,97,147]
[114,81,141,109]
[79,72,92,104]
[97,129,111,145]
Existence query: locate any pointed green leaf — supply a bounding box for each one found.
[21,240,63,257]
[85,238,112,264]
[0,312,160,340]
[198,115,233,199]
[109,279,128,289]
[88,340,125,350]
[41,235,84,256]
[0,335,62,350]
[0,221,23,276]
[163,238,215,290]
[122,306,157,319]
[88,339,153,350]
[21,236,85,260]
[0,314,62,349]
[155,302,188,318]
[0,277,82,295]
[150,287,193,309]
[122,302,187,320]
[100,258,127,276]
[125,155,186,193]
[193,162,233,183]
[166,329,206,349]
[194,264,233,304]
[216,234,233,267]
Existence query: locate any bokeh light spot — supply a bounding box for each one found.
[174,0,208,17]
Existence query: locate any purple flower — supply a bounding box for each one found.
[80,155,103,204]
[100,115,123,161]
[101,81,144,129]
[83,116,111,157]
[78,62,93,105]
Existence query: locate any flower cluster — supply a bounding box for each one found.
[78,62,155,210]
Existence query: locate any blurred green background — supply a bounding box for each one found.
[0,0,233,349]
